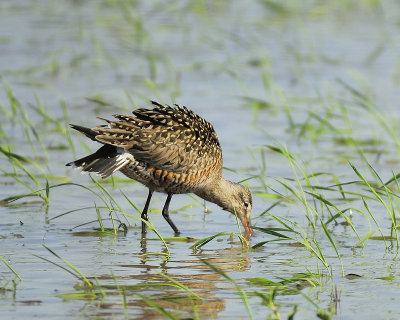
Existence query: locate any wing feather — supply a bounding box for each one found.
[88,102,222,173]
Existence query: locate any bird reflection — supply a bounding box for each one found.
[81,235,251,319]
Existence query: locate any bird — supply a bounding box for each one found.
[66,101,252,236]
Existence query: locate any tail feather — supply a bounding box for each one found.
[69,124,99,141]
[66,145,133,179]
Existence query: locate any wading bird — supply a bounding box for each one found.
[66,101,252,235]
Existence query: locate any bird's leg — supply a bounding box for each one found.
[162,193,179,234]
[141,189,153,235]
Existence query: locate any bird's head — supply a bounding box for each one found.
[195,178,253,235]
[225,183,253,235]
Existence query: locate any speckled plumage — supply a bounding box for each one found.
[66,101,252,235]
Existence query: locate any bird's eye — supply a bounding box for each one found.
[244,202,249,208]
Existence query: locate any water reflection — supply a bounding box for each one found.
[80,238,251,319]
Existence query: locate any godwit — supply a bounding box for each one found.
[66,101,252,235]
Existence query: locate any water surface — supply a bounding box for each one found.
[1,1,400,319]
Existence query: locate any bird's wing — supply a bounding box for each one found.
[93,102,222,173]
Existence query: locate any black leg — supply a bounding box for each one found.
[162,193,179,234]
[141,189,153,235]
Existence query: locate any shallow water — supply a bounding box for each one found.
[1,1,400,319]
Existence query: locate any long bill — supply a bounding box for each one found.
[240,216,253,235]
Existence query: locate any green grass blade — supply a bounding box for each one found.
[158,272,201,299]
[135,294,179,320]
[0,255,22,281]
[42,245,92,288]
[201,259,253,320]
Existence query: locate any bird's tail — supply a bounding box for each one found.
[66,125,133,179]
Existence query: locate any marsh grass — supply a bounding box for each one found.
[253,143,400,278]
[253,145,355,275]
[34,244,205,319]
[135,294,180,320]
[201,259,253,320]
[202,259,336,320]
[31,82,397,315]
[0,255,22,282]
[0,83,77,208]
[3,81,400,318]
[349,161,400,248]
[2,83,49,159]
[35,245,94,289]
[133,272,203,319]
[1,2,400,317]
[191,232,249,251]
[2,93,398,319]
[234,67,400,315]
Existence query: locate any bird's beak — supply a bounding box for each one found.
[241,218,253,236]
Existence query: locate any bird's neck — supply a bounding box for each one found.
[194,176,235,212]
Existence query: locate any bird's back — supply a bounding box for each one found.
[91,101,223,193]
